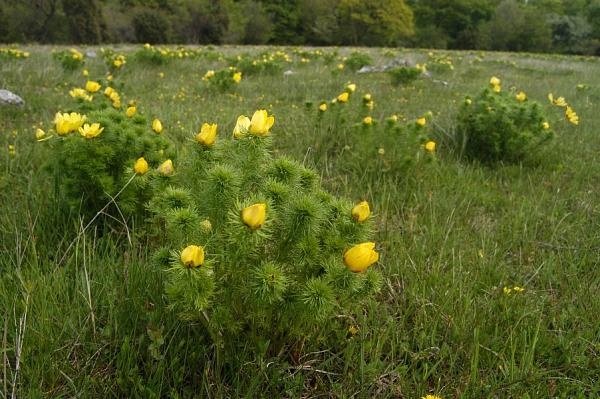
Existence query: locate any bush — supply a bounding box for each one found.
[42,84,175,218]
[133,44,169,65]
[52,48,85,71]
[456,81,554,163]
[203,68,242,91]
[149,111,382,357]
[344,51,373,72]
[388,66,421,86]
[133,9,172,44]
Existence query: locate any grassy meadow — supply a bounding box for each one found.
[0,45,599,398]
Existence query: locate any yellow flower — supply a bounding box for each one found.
[548,93,567,107]
[152,118,163,134]
[203,70,215,79]
[346,83,356,92]
[109,91,120,103]
[134,157,149,175]
[516,91,527,102]
[365,100,374,110]
[70,87,93,101]
[249,110,275,136]
[242,203,267,230]
[363,116,373,125]
[416,117,427,127]
[233,71,242,83]
[104,87,114,97]
[158,159,174,176]
[348,325,359,336]
[422,395,443,399]
[542,122,550,129]
[196,123,218,146]
[565,106,579,125]
[465,98,472,105]
[378,148,385,155]
[503,286,512,295]
[82,69,89,76]
[490,76,501,86]
[113,59,123,68]
[492,84,501,93]
[54,112,86,135]
[352,201,371,222]
[78,123,104,139]
[513,286,525,293]
[337,63,344,70]
[126,106,137,118]
[389,114,398,122]
[337,92,349,103]
[343,242,379,273]
[180,245,205,268]
[233,115,251,138]
[319,103,327,112]
[363,94,372,102]
[85,80,101,93]
[35,128,46,140]
[425,141,436,153]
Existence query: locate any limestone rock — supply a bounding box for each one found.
[0,89,24,106]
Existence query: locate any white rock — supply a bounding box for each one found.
[283,70,294,76]
[86,51,97,58]
[0,89,24,106]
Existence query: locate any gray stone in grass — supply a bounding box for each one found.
[0,89,24,106]
[358,58,413,73]
[283,69,294,76]
[85,51,97,58]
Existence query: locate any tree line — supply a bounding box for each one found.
[1,0,600,54]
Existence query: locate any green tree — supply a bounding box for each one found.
[132,8,172,43]
[479,0,552,52]
[337,0,414,46]
[62,0,105,43]
[409,0,494,49]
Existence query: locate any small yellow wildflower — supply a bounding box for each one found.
[134,157,149,175]
[242,203,267,229]
[343,242,379,273]
[351,201,371,222]
[180,245,205,268]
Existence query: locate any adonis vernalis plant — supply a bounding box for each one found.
[41,81,175,219]
[456,78,554,163]
[148,110,382,357]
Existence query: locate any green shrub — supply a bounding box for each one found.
[52,48,85,71]
[344,51,373,72]
[133,44,170,65]
[203,68,242,91]
[388,66,421,86]
[456,83,554,163]
[149,111,382,357]
[42,85,174,219]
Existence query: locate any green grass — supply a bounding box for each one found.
[1,45,599,398]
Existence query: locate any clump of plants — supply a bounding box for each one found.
[388,66,422,86]
[133,43,170,65]
[0,47,30,60]
[344,51,373,72]
[203,67,242,91]
[101,48,127,71]
[41,81,174,218]
[52,48,85,71]
[228,52,285,76]
[456,77,554,163]
[149,110,382,357]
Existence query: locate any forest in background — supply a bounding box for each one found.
[1,0,600,54]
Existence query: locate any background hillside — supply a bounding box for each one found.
[2,0,600,54]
